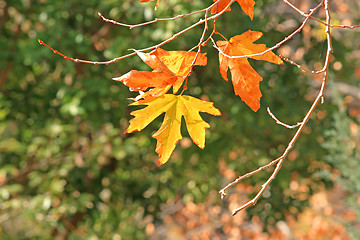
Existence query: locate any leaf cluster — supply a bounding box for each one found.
[116,0,283,165]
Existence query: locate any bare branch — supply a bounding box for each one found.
[283,0,360,29]
[212,1,324,60]
[327,23,360,29]
[38,39,137,65]
[181,9,211,92]
[39,0,234,65]
[279,55,325,74]
[219,157,281,199]
[231,157,286,215]
[97,11,207,29]
[267,107,302,129]
[97,0,222,29]
[220,0,334,215]
[97,0,228,29]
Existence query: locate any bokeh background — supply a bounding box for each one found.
[1,0,359,239]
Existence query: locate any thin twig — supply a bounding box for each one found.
[283,0,360,29]
[212,1,324,60]
[97,11,205,29]
[98,12,198,29]
[219,157,281,199]
[39,0,235,65]
[181,9,210,92]
[267,107,302,129]
[325,23,360,29]
[98,0,225,29]
[279,55,325,74]
[38,39,136,65]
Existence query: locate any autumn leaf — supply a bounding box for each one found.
[126,94,221,165]
[113,48,207,97]
[211,0,255,20]
[217,30,283,111]
[140,0,160,9]
[152,48,207,93]
[136,50,175,76]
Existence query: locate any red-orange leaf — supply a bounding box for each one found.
[211,0,255,20]
[217,30,283,111]
[152,48,207,93]
[113,48,207,97]
[136,50,175,76]
[113,70,177,92]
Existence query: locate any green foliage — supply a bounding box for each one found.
[321,83,360,239]
[1,0,359,238]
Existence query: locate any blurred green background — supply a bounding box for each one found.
[1,0,359,239]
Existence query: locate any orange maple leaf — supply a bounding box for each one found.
[113,48,207,97]
[211,0,255,20]
[126,94,221,166]
[152,48,207,93]
[216,30,283,111]
[140,0,160,9]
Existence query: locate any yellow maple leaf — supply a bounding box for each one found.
[126,94,221,165]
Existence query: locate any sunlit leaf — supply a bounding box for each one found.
[211,0,256,20]
[217,30,283,111]
[126,94,221,165]
[114,48,207,97]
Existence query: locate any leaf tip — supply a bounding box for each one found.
[157,155,169,166]
[250,105,260,112]
[124,128,132,134]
